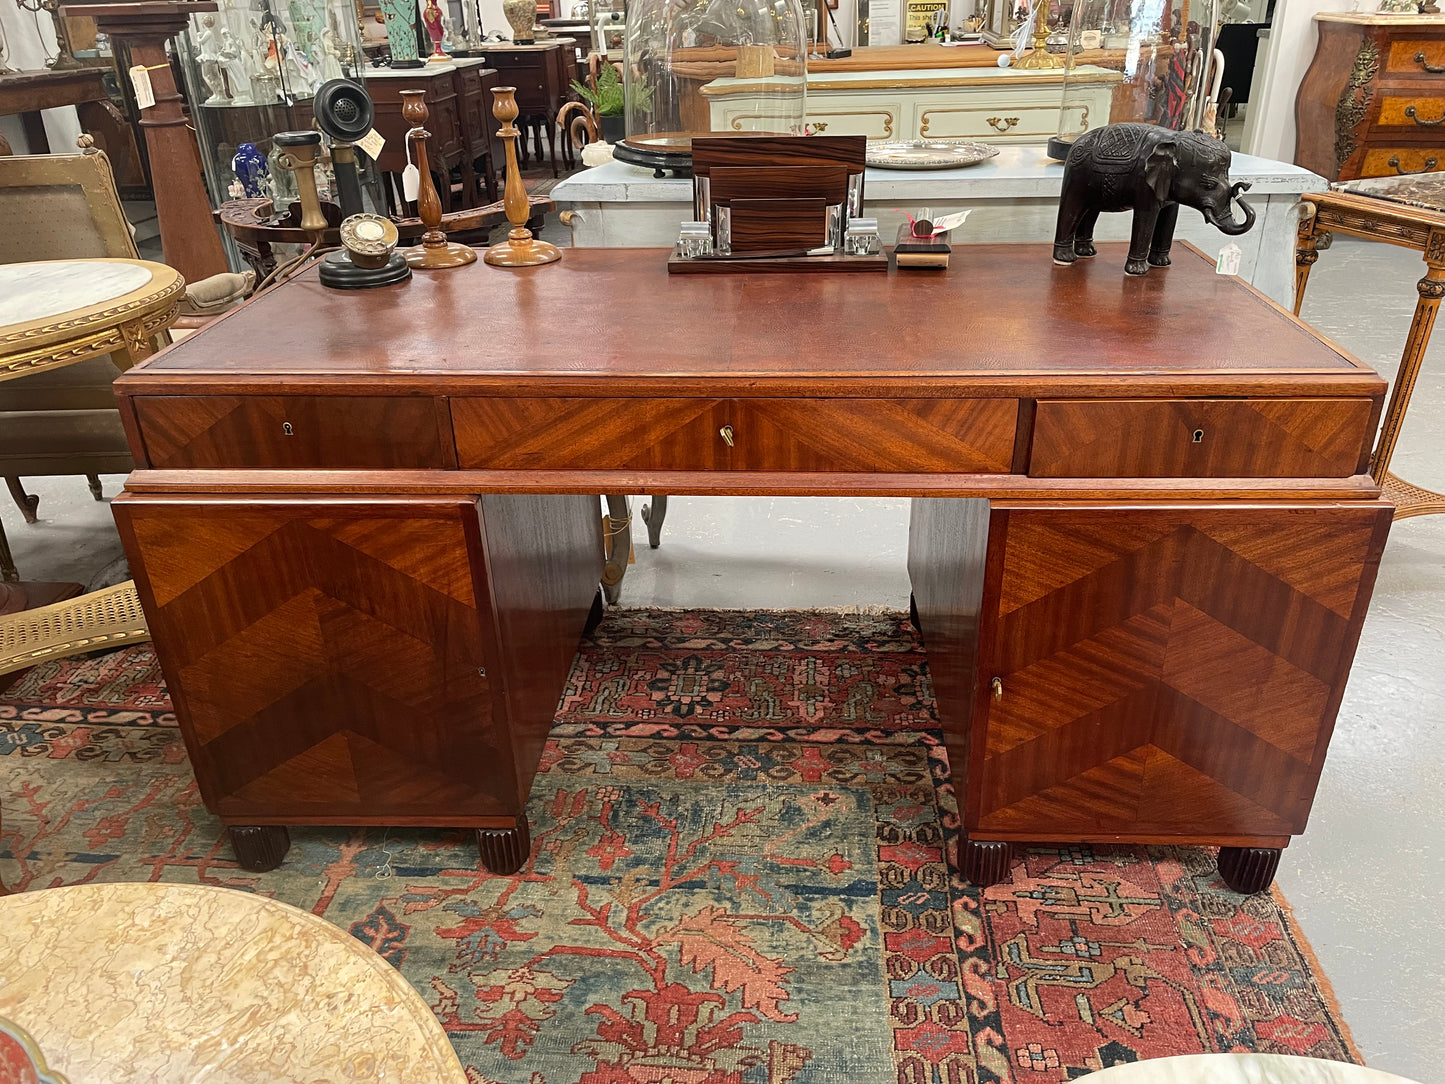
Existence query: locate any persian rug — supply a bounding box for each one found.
[0,609,1358,1083]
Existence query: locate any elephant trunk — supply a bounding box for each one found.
[1205,181,1256,236]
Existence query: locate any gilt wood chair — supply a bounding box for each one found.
[0,146,150,521]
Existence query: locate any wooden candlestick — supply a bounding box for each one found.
[399,90,477,270]
[484,86,561,268]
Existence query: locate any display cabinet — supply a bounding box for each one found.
[174,0,382,216]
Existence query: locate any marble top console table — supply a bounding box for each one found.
[552,145,1328,307]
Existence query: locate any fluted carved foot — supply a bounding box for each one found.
[961,838,1013,887]
[477,820,532,875]
[1217,846,1281,894]
[228,825,291,872]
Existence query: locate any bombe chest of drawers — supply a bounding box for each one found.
[1297,12,1445,182]
[111,244,1391,891]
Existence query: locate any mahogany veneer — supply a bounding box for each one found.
[112,244,1391,889]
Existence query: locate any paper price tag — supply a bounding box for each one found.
[129,64,155,109]
[402,163,420,202]
[356,127,385,160]
[1215,242,1242,276]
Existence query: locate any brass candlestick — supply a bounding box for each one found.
[484,86,561,268]
[399,89,477,269]
[1013,0,1060,69]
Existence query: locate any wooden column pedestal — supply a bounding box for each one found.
[66,2,230,283]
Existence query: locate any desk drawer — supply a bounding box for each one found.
[1028,398,1373,478]
[133,395,453,469]
[453,397,1018,472]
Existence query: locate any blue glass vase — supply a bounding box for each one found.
[232,143,270,198]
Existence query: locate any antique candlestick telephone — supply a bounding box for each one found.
[275,128,411,288]
[314,77,374,217]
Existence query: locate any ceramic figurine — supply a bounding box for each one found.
[232,142,270,197]
[197,15,230,104]
[1052,122,1255,276]
[318,25,344,79]
[220,28,256,104]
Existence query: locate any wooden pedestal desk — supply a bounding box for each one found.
[110,245,1392,892]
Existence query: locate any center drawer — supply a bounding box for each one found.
[452,397,1019,473]
[133,395,454,469]
[1027,397,1374,479]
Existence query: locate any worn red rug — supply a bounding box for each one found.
[0,609,1358,1083]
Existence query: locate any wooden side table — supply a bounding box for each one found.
[0,883,467,1083]
[0,257,181,632]
[476,41,571,176]
[1296,176,1445,518]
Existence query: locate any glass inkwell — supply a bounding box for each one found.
[613,0,810,177]
[1046,0,1223,161]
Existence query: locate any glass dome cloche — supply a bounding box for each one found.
[1045,0,1223,161]
[614,0,811,176]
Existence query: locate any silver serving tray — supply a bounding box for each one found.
[865,140,1000,170]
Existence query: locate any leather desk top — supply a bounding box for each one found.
[120,245,1382,399]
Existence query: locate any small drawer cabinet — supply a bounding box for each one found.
[1296,12,1445,182]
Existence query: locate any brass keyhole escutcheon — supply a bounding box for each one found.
[991,677,1003,701]
[720,424,735,447]
[1192,429,1204,443]
[282,422,294,436]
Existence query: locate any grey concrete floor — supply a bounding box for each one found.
[3,236,1441,1076]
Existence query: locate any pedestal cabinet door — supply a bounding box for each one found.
[113,497,515,823]
[967,502,1392,843]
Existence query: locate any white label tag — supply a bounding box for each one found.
[129,65,155,109]
[1216,242,1242,276]
[356,127,385,160]
[402,163,420,202]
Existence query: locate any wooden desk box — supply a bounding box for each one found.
[111,245,1391,892]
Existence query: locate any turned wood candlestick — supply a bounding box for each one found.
[484,86,561,268]
[399,89,477,269]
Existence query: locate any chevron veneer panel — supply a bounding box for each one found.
[116,498,515,822]
[926,502,1391,844]
[452,396,1018,472]
[1029,397,1375,478]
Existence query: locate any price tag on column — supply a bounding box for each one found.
[128,65,155,110]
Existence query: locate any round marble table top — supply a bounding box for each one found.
[1087,1054,1420,1084]
[0,882,468,1084]
[0,260,153,326]
[0,258,184,383]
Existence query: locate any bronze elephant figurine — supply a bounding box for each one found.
[1052,122,1255,276]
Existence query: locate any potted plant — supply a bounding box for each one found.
[569,62,651,144]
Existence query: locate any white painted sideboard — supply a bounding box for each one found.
[550,145,1328,308]
[702,66,1120,143]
